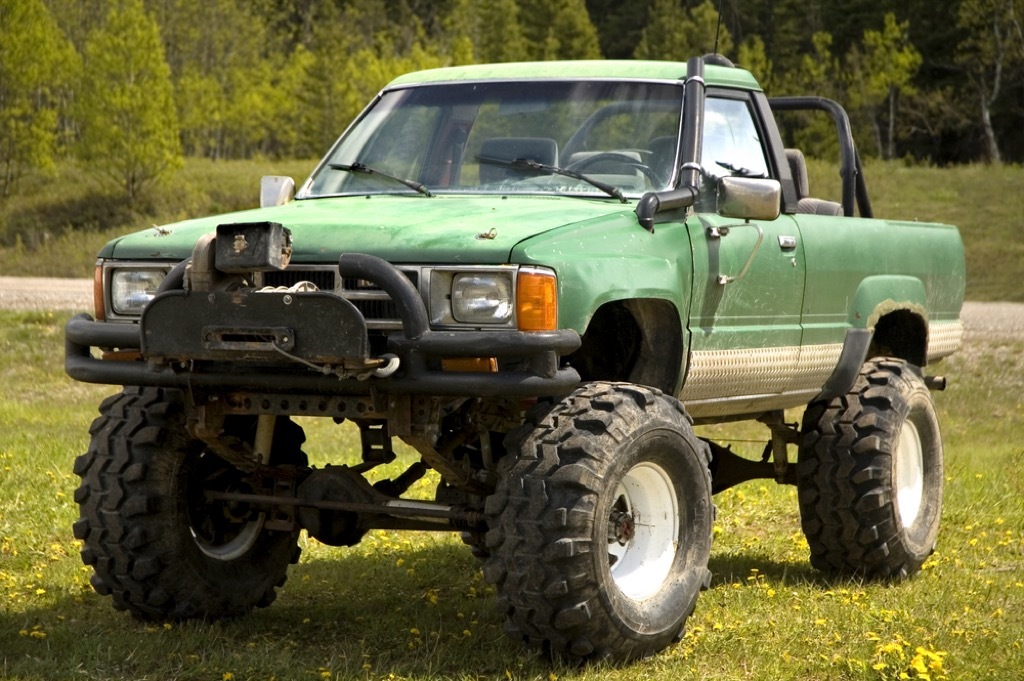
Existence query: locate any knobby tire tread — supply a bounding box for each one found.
[74,386,304,620]
[484,381,713,662]
[797,358,942,579]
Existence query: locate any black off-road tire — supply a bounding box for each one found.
[797,358,943,579]
[483,382,714,663]
[73,386,307,620]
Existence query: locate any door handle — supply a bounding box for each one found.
[778,235,797,250]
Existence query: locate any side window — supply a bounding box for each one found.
[702,97,770,178]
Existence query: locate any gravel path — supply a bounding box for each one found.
[1,276,1021,338]
[0,276,96,313]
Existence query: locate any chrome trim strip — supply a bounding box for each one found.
[928,320,963,361]
[679,343,842,417]
[679,343,842,401]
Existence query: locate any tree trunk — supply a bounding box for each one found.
[886,86,897,160]
[980,95,1002,164]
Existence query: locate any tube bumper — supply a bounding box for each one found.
[65,254,582,398]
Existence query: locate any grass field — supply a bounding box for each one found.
[1,158,1023,301]
[1,308,1022,681]
[2,154,1022,678]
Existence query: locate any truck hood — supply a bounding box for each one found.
[103,194,639,263]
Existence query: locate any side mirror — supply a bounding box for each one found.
[260,175,295,208]
[717,176,781,221]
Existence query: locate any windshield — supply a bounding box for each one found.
[302,80,684,200]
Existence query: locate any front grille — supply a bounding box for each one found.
[262,268,337,291]
[261,266,419,330]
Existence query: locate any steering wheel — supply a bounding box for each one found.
[567,151,665,187]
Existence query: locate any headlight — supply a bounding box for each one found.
[451,272,513,324]
[110,269,166,315]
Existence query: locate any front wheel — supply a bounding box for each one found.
[73,387,307,619]
[484,382,713,662]
[797,358,943,579]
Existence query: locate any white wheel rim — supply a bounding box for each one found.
[607,462,679,600]
[192,514,265,561]
[894,419,925,528]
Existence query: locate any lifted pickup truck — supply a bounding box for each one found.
[66,55,964,662]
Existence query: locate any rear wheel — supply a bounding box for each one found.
[797,358,943,578]
[73,387,307,619]
[484,382,713,662]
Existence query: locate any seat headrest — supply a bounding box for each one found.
[785,148,809,199]
[479,137,558,184]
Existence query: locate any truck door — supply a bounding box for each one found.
[679,94,807,420]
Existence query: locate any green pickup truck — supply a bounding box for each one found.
[65,55,965,662]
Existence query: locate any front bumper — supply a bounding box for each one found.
[65,254,582,398]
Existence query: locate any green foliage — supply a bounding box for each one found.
[774,33,842,159]
[517,0,602,60]
[845,13,922,159]
[860,14,921,104]
[634,0,732,61]
[0,0,78,199]
[543,0,603,60]
[153,0,297,159]
[586,0,653,59]
[955,0,1024,163]
[10,0,1024,184]
[736,35,773,91]
[292,1,446,154]
[76,0,183,205]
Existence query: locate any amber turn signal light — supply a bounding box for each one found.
[442,358,498,373]
[516,269,557,331]
[93,264,105,321]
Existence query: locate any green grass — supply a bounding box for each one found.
[2,310,1022,680]
[2,158,1023,301]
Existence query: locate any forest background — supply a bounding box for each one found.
[2,0,1023,209]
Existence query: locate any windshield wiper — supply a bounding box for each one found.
[476,156,627,203]
[714,160,767,178]
[328,162,432,197]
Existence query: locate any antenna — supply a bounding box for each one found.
[712,0,725,56]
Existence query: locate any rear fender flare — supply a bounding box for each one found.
[848,276,927,328]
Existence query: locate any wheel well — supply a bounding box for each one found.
[869,309,927,367]
[565,299,682,394]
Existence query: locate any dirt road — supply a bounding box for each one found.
[0,276,1020,338]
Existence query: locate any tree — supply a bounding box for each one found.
[955,0,1024,163]
[775,32,843,159]
[443,0,477,65]
[633,0,688,60]
[0,0,77,198]
[586,0,653,59]
[544,0,603,60]
[846,13,922,159]
[517,0,602,60]
[634,0,732,62]
[297,1,446,154]
[736,0,824,80]
[736,35,773,92]
[146,0,287,158]
[443,0,528,64]
[77,0,182,204]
